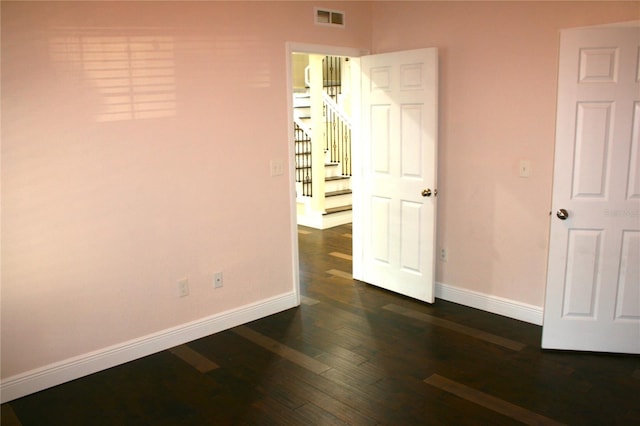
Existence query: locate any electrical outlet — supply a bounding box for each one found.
[178,278,189,297]
[519,160,531,178]
[214,272,223,289]
[440,248,448,262]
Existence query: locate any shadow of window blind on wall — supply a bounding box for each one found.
[49,31,176,122]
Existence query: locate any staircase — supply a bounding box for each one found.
[293,56,352,229]
[293,92,312,198]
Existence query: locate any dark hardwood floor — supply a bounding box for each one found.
[2,224,639,425]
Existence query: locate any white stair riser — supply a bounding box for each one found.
[296,208,351,230]
[293,98,311,107]
[293,107,311,117]
[324,164,343,178]
[325,193,352,209]
[325,178,351,192]
[321,209,352,229]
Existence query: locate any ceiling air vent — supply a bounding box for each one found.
[315,8,345,27]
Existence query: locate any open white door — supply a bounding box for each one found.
[542,25,640,353]
[353,48,438,303]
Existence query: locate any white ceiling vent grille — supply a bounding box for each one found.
[315,8,345,27]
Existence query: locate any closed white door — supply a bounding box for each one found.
[353,48,438,303]
[542,25,640,353]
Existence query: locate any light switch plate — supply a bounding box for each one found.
[270,160,284,176]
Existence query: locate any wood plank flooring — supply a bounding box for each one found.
[2,223,639,425]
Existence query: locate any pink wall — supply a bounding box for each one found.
[3,0,639,392]
[371,1,639,307]
[1,1,371,380]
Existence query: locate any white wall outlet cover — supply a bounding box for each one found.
[270,160,284,176]
[519,160,531,178]
[214,272,223,288]
[177,278,189,297]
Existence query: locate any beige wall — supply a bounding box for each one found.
[292,53,310,89]
[1,0,371,380]
[371,1,639,307]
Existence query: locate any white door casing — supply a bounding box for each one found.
[542,25,640,353]
[353,48,438,303]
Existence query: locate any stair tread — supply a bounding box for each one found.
[324,205,352,215]
[326,189,352,197]
[325,175,350,181]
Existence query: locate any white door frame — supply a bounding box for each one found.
[285,43,368,305]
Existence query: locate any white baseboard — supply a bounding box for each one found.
[435,282,543,326]
[1,286,542,403]
[1,292,298,403]
[296,210,323,229]
[318,210,352,229]
[296,201,352,230]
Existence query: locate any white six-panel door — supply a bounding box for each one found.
[542,25,640,353]
[354,48,438,303]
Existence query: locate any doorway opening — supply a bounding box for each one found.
[286,43,364,305]
[291,52,355,230]
[287,45,439,306]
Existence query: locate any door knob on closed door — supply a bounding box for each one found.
[422,189,432,197]
[556,209,569,220]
